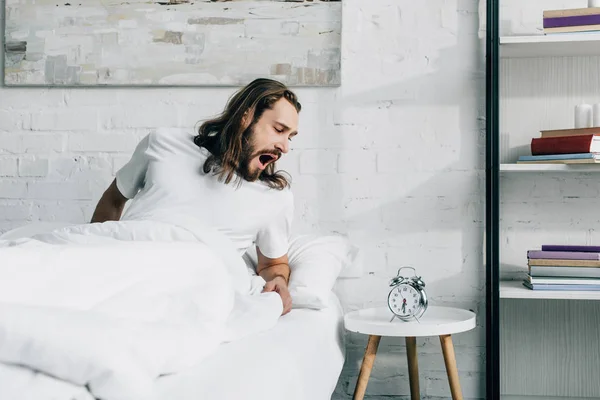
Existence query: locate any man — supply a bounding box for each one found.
[90,78,301,315]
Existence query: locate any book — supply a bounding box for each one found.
[517,153,600,163]
[544,14,600,29]
[528,258,600,267]
[526,275,600,285]
[531,134,600,155]
[540,127,600,138]
[545,24,600,34]
[530,265,600,278]
[527,250,600,260]
[543,7,600,18]
[523,281,600,291]
[542,244,600,252]
[516,158,600,164]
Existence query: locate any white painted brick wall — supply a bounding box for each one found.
[67,133,140,152]
[0,0,486,398]
[0,158,18,177]
[0,133,21,154]
[299,149,338,175]
[21,134,65,153]
[18,156,49,177]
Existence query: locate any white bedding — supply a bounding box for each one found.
[0,293,345,400]
[154,291,346,400]
[0,218,284,400]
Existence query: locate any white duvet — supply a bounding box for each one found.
[0,218,283,400]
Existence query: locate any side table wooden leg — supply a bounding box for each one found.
[353,335,381,400]
[440,334,463,400]
[405,336,420,400]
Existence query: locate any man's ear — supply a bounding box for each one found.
[241,110,250,127]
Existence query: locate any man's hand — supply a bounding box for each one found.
[256,247,292,316]
[262,276,292,315]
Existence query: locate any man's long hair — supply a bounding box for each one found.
[193,78,301,190]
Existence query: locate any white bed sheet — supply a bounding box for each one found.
[154,291,346,400]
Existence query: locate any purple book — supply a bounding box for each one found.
[541,245,600,253]
[544,14,600,28]
[528,250,600,260]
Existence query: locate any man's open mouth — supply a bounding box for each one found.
[258,153,279,169]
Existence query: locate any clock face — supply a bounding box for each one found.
[389,284,421,317]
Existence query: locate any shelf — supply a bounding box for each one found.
[502,396,598,400]
[500,280,600,300]
[500,34,600,58]
[500,163,600,172]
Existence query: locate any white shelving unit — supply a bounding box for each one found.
[500,163,600,172]
[500,280,600,300]
[500,34,600,58]
[498,25,600,399]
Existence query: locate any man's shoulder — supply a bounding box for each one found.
[281,185,294,201]
[151,127,195,145]
[268,184,294,211]
[146,128,200,158]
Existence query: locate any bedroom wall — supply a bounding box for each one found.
[0,0,487,398]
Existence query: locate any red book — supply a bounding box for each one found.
[531,134,600,156]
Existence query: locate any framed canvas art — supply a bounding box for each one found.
[3,0,341,87]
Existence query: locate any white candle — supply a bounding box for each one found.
[593,103,600,127]
[575,104,593,128]
[589,0,600,7]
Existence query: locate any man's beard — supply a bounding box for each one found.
[239,137,281,182]
[239,141,261,182]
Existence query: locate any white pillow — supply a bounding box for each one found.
[243,234,360,309]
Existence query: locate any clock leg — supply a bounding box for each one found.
[405,336,420,400]
[353,335,381,400]
[440,334,463,400]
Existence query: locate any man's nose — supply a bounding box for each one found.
[276,138,289,154]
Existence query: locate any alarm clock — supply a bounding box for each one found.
[388,266,428,322]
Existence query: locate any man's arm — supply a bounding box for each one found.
[90,179,129,223]
[257,247,292,315]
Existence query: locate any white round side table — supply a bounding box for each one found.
[344,306,476,400]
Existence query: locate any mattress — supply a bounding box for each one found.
[0,292,346,400]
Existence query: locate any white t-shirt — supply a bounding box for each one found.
[115,129,294,259]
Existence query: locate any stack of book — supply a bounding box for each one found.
[517,127,600,164]
[524,244,600,291]
[543,7,600,34]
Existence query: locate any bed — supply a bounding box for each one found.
[0,222,351,400]
[0,292,345,400]
[154,291,345,400]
